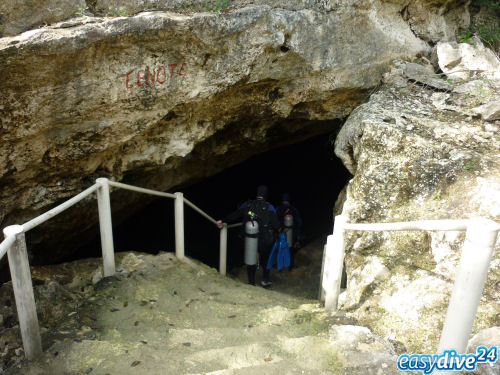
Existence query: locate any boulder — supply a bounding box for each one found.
[437,40,500,81]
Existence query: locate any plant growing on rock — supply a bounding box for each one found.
[113,8,129,17]
[76,6,90,18]
[460,0,500,54]
[464,160,477,170]
[204,0,229,13]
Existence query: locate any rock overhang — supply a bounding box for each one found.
[0,2,461,263]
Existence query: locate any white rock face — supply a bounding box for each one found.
[334,50,500,352]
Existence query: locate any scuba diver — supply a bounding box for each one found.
[217,185,280,286]
[277,193,303,270]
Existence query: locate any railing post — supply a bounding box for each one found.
[319,243,327,301]
[96,178,115,277]
[174,192,185,260]
[438,218,500,353]
[3,225,42,359]
[219,223,228,276]
[324,215,347,311]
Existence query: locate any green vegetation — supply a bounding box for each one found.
[76,6,89,18]
[474,0,500,10]
[464,159,477,170]
[458,0,500,53]
[458,30,474,43]
[204,0,229,13]
[113,8,129,17]
[432,192,441,200]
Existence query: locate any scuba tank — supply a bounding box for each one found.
[244,220,259,265]
[284,214,293,248]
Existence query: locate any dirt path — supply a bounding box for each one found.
[228,236,327,300]
[5,236,399,375]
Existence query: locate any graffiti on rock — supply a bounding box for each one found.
[125,62,187,89]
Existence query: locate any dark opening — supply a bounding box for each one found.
[73,132,351,271]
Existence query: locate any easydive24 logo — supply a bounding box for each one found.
[397,346,498,374]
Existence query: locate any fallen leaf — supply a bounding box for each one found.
[123,301,128,307]
[131,361,141,367]
[264,358,272,362]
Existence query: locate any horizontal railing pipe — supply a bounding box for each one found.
[108,180,176,199]
[183,197,218,225]
[22,184,100,232]
[227,223,243,229]
[343,219,469,232]
[0,235,16,261]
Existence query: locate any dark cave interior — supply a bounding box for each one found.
[71,132,351,272]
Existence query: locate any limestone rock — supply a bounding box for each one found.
[437,40,500,81]
[396,1,470,44]
[329,325,398,374]
[334,51,500,352]
[0,3,432,263]
[0,0,86,37]
[473,101,500,121]
[403,62,453,91]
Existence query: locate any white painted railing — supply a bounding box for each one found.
[321,214,500,354]
[0,177,237,359]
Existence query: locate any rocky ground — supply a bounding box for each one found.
[1,238,404,374]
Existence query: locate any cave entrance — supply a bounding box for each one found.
[98,132,350,271]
